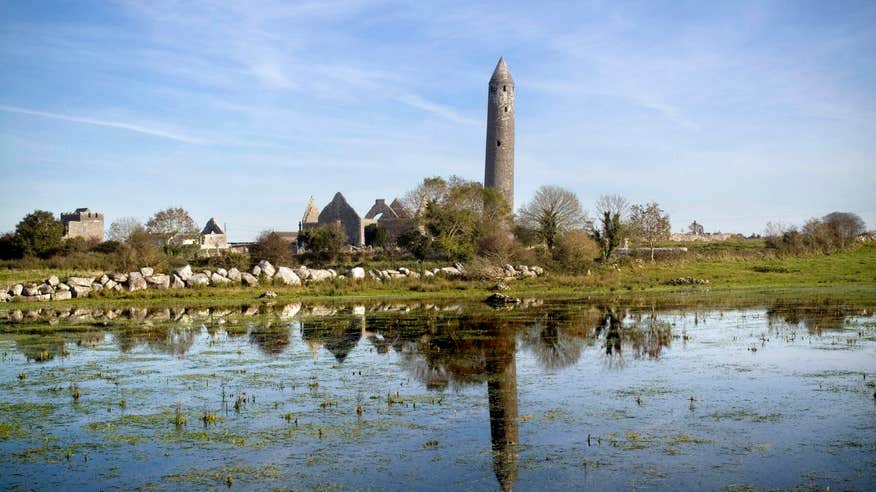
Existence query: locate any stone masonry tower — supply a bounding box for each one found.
[484,57,515,210]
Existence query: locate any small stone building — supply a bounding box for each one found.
[200,218,228,250]
[61,208,104,242]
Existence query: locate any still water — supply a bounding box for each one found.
[1,300,874,490]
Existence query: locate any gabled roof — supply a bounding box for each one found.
[302,196,320,224]
[201,217,224,235]
[389,198,412,219]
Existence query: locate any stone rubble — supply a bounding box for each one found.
[1,259,547,303]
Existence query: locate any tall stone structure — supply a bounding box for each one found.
[317,192,365,246]
[484,57,515,211]
[61,208,104,242]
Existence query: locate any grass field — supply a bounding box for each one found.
[1,243,874,311]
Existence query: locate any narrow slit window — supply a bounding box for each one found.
[497,140,502,147]
[504,106,508,112]
[503,85,506,92]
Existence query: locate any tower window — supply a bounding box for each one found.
[504,106,508,112]
[503,85,506,92]
[497,140,501,147]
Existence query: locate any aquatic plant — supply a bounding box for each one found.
[202,411,220,426]
[173,402,186,427]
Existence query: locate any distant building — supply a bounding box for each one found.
[61,208,104,242]
[298,194,415,248]
[200,218,228,250]
[318,192,365,246]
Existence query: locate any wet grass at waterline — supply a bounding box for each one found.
[2,243,875,312]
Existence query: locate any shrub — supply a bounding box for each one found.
[552,230,600,272]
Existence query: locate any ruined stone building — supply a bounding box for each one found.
[317,192,366,246]
[363,198,414,243]
[297,194,414,248]
[200,218,228,250]
[484,57,515,210]
[61,208,104,242]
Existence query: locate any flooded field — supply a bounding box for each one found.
[1,300,875,491]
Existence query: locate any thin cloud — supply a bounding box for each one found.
[396,94,478,126]
[0,105,205,144]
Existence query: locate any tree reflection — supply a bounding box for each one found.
[114,325,195,356]
[248,321,292,355]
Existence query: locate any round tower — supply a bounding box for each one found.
[484,57,515,211]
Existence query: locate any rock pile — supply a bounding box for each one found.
[665,277,709,286]
[1,260,547,303]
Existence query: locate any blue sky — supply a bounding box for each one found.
[1,0,874,241]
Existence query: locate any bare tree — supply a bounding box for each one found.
[107,217,144,243]
[822,211,865,248]
[595,194,629,220]
[628,202,671,261]
[518,185,588,250]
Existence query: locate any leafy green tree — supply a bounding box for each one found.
[518,185,588,250]
[405,176,511,261]
[251,230,293,266]
[593,195,628,260]
[14,210,64,258]
[364,224,388,248]
[146,207,197,242]
[0,232,22,260]
[117,227,162,271]
[298,223,346,261]
[628,202,671,261]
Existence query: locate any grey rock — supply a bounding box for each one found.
[423,270,434,278]
[52,290,72,301]
[11,284,24,296]
[37,283,54,295]
[398,267,411,275]
[216,268,228,277]
[227,268,242,282]
[241,273,259,287]
[56,283,70,291]
[23,285,40,296]
[127,272,148,291]
[439,267,463,277]
[146,274,171,289]
[260,291,278,299]
[110,273,128,283]
[140,267,154,277]
[275,267,301,285]
[211,273,231,284]
[174,265,193,281]
[531,266,544,275]
[98,274,110,285]
[67,276,95,288]
[105,280,118,291]
[71,285,92,298]
[47,275,60,287]
[296,267,311,280]
[257,260,276,278]
[252,265,262,277]
[187,273,210,287]
[350,267,366,279]
[91,282,103,292]
[171,275,185,289]
[308,269,333,282]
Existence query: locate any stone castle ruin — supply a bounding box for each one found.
[61,208,104,242]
